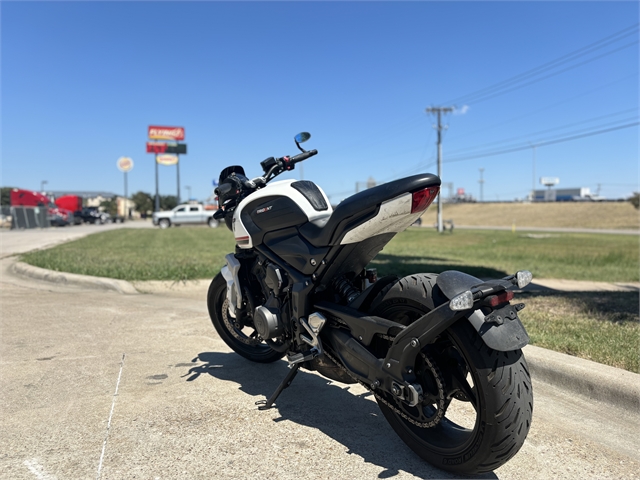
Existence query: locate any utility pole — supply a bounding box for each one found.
[529,143,537,201]
[479,168,485,202]
[426,106,454,232]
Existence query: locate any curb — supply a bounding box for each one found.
[523,344,639,412]
[12,261,139,295]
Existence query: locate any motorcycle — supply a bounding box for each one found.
[207,132,533,475]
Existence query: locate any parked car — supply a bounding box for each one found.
[152,204,218,228]
[79,207,110,224]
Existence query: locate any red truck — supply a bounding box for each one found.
[10,189,72,226]
[54,195,84,224]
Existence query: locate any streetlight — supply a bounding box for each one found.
[185,186,191,201]
[40,180,48,193]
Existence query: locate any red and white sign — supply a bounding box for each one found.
[148,126,185,140]
[147,142,168,153]
[117,157,134,172]
[157,154,179,166]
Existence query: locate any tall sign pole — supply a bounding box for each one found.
[155,154,160,212]
[176,155,181,204]
[117,157,134,221]
[147,126,186,211]
[426,106,454,233]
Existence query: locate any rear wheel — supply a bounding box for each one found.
[207,273,284,363]
[370,274,533,475]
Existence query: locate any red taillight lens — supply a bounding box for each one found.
[486,291,514,307]
[411,187,439,214]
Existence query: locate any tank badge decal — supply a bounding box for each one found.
[256,206,273,214]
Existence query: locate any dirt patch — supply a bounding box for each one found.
[421,202,639,230]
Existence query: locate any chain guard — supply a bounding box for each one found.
[323,339,448,429]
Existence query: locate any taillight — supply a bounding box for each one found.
[486,291,514,307]
[411,187,439,214]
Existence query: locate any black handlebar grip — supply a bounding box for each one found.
[291,149,318,164]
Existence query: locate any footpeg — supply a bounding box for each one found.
[286,348,319,366]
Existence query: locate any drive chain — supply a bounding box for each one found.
[323,334,447,428]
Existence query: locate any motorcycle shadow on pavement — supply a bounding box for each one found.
[183,351,498,480]
[370,253,508,280]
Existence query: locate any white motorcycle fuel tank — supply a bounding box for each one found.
[232,179,333,249]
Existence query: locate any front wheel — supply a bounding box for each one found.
[370,274,533,475]
[158,218,170,229]
[207,273,284,363]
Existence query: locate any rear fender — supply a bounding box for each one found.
[436,270,529,351]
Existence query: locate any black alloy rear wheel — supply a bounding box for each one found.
[370,274,533,475]
[207,273,284,363]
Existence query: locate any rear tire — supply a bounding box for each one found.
[207,273,284,363]
[370,274,533,475]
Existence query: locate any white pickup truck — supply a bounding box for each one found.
[152,204,219,229]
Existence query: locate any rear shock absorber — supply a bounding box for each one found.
[332,276,360,304]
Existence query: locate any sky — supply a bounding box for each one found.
[2,1,638,204]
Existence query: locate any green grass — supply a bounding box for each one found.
[371,228,640,282]
[22,226,639,283]
[519,292,639,373]
[22,227,236,282]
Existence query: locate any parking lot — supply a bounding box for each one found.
[0,226,638,479]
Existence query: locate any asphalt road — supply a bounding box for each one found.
[1,257,638,480]
[0,221,155,258]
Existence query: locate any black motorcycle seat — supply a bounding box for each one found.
[299,173,440,247]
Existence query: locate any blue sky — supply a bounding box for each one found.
[2,1,638,204]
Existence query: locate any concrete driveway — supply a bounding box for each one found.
[1,225,638,479]
[1,256,638,480]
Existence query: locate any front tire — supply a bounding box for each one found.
[207,273,284,363]
[370,274,533,475]
[158,218,170,229]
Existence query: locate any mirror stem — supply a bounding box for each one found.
[295,141,307,154]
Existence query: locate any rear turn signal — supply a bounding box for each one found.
[411,187,440,214]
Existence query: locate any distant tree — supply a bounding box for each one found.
[100,198,118,217]
[160,195,178,210]
[629,192,640,209]
[131,191,153,214]
[1,187,16,206]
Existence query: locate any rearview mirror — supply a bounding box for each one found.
[294,132,311,144]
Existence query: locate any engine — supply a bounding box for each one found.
[251,259,289,340]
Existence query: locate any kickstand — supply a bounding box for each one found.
[255,363,301,410]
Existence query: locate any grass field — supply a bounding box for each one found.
[421,201,639,230]
[21,226,639,372]
[21,227,639,282]
[519,291,639,373]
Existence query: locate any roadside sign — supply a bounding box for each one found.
[117,157,134,172]
[157,154,179,166]
[540,177,560,186]
[148,126,185,141]
[147,142,167,153]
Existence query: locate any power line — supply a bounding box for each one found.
[444,24,639,105]
[446,108,639,156]
[452,41,638,106]
[445,72,638,143]
[444,122,639,163]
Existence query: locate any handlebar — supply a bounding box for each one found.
[290,149,318,164]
